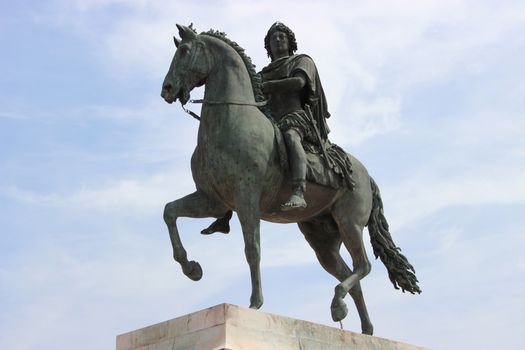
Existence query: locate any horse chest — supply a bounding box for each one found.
[191,111,276,201]
[191,143,246,190]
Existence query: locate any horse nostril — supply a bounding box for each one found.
[163,83,172,93]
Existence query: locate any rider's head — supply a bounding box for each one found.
[264,22,297,61]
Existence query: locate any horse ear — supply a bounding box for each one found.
[176,23,196,40]
[173,36,180,48]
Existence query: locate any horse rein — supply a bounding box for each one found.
[181,99,267,121]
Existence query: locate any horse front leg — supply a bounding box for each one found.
[235,190,263,309]
[163,190,228,281]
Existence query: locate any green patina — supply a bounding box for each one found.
[160,23,421,336]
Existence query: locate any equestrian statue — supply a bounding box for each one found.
[160,22,421,335]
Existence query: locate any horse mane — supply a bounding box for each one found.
[200,29,266,105]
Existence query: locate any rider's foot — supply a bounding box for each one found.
[281,193,307,211]
[201,218,230,235]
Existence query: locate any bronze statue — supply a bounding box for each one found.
[160,23,421,335]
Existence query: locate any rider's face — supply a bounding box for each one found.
[269,30,289,59]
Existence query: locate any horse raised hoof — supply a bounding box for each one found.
[330,297,348,322]
[184,260,203,281]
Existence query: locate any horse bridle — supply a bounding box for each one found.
[178,37,267,121]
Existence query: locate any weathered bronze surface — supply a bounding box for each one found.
[160,23,420,335]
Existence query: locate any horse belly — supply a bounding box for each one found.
[261,182,341,223]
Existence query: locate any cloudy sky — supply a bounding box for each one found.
[1,1,524,349]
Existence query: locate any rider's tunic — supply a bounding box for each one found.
[260,54,330,154]
[260,54,355,190]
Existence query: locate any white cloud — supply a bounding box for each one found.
[1,167,195,215]
[0,111,28,120]
[70,0,149,12]
[383,156,525,230]
[0,230,248,349]
[331,95,402,145]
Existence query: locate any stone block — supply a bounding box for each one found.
[116,303,429,350]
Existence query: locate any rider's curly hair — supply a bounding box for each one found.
[264,22,298,60]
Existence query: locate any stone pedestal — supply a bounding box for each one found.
[116,303,428,350]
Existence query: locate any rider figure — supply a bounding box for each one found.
[261,21,331,211]
[201,22,331,234]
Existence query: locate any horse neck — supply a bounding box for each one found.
[202,38,255,104]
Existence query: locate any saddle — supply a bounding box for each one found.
[272,123,355,190]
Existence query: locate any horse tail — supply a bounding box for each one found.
[367,177,421,294]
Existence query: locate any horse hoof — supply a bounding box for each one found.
[249,297,263,309]
[330,298,348,322]
[362,323,374,335]
[185,261,203,281]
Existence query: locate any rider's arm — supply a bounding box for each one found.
[262,74,306,94]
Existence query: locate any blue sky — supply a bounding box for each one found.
[1,1,524,349]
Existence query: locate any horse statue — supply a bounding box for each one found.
[160,24,420,335]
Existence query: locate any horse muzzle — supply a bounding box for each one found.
[161,82,176,104]
[161,82,190,105]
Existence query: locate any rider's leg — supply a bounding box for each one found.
[282,128,307,210]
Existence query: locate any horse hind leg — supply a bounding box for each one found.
[298,218,373,335]
[163,190,229,281]
[329,197,373,330]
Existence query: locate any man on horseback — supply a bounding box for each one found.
[261,21,332,210]
[201,22,333,234]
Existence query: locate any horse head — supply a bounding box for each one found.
[161,24,210,105]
